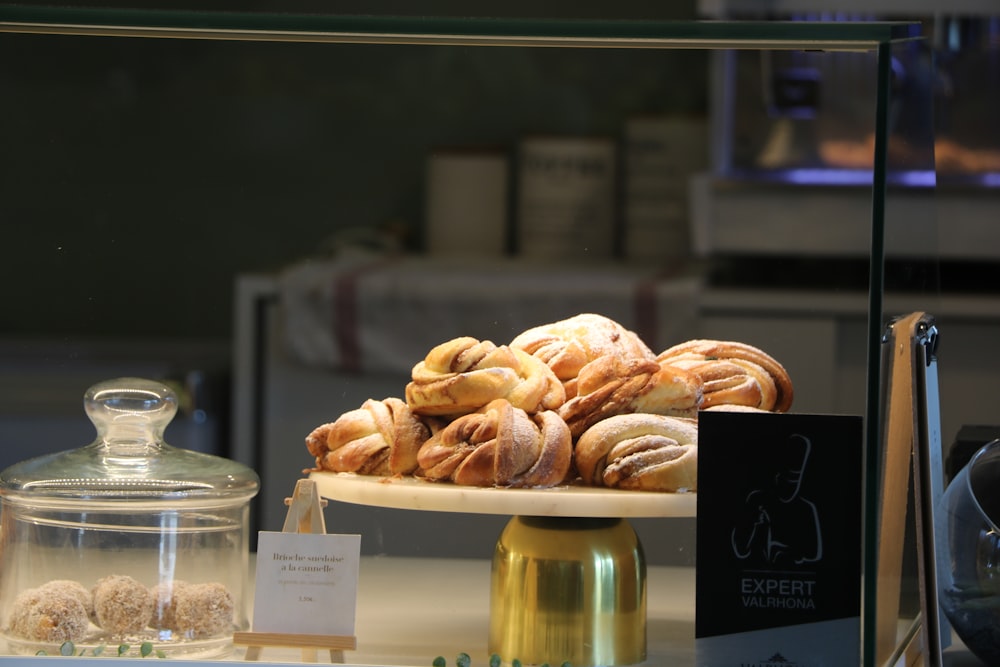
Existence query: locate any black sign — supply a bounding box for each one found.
[696,411,863,666]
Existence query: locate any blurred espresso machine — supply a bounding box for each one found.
[692,0,1000,270]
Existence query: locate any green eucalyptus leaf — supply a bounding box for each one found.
[118,644,131,656]
[140,642,154,657]
[432,656,446,667]
[93,645,106,656]
[456,652,471,667]
[489,654,502,667]
[59,641,75,656]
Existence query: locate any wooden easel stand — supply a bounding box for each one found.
[233,479,357,663]
[234,631,357,663]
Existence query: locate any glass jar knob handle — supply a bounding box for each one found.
[85,377,178,448]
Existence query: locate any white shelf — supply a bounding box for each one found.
[0,555,984,666]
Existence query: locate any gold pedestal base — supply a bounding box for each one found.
[489,516,646,667]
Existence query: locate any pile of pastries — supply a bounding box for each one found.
[305,313,793,493]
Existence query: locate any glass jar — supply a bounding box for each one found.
[937,439,1000,666]
[0,377,259,658]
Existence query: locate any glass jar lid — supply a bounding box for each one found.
[0,377,259,505]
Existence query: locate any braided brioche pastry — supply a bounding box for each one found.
[557,354,702,438]
[306,397,430,475]
[416,398,572,488]
[576,413,698,492]
[657,339,794,413]
[510,313,656,398]
[405,337,565,417]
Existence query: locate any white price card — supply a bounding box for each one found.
[252,531,361,636]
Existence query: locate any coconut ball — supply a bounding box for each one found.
[8,586,90,643]
[91,575,153,636]
[39,579,94,622]
[173,582,234,639]
[149,579,189,633]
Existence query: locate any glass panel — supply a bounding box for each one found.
[867,33,942,667]
[0,11,940,667]
[0,6,919,49]
[717,47,881,182]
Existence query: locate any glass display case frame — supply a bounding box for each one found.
[0,7,935,667]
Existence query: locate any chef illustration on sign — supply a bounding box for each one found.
[731,433,823,566]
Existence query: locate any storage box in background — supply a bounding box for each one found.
[624,116,707,262]
[426,149,509,258]
[516,136,616,260]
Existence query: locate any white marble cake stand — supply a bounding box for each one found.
[310,471,695,667]
[308,471,696,518]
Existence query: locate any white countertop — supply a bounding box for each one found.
[0,557,693,667]
[0,555,984,667]
[249,556,697,667]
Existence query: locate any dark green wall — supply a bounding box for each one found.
[1,5,706,340]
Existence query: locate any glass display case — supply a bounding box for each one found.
[0,5,963,667]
